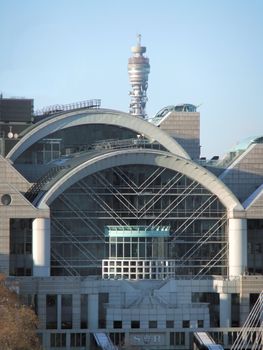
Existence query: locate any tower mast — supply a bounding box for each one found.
[128,35,150,118]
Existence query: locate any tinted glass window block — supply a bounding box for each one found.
[249,293,261,326]
[182,320,190,328]
[50,333,66,347]
[46,295,57,329]
[210,331,224,345]
[9,219,33,276]
[228,331,238,345]
[109,332,125,346]
[131,320,140,328]
[166,320,174,328]
[191,292,219,327]
[70,333,86,347]
[61,294,72,329]
[80,294,88,329]
[114,321,122,329]
[170,332,175,346]
[231,293,240,327]
[176,332,185,345]
[197,320,204,328]
[99,293,109,329]
[50,334,55,347]
[149,320,157,328]
[170,332,185,346]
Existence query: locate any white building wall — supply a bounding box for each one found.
[228,218,247,277]
[32,218,51,277]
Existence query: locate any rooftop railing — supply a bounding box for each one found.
[34,99,101,117]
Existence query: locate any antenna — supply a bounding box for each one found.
[137,33,141,46]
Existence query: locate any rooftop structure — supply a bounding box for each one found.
[150,104,198,125]
[0,95,34,156]
[150,104,200,159]
[34,99,101,121]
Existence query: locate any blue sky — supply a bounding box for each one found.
[1,0,263,158]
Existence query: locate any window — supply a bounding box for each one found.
[131,320,140,328]
[228,331,238,345]
[9,219,33,276]
[61,294,72,329]
[114,321,122,329]
[249,294,261,326]
[231,293,240,327]
[210,332,224,345]
[192,292,219,327]
[99,293,109,329]
[182,320,190,328]
[50,333,66,348]
[149,320,157,328]
[80,294,88,329]
[192,292,219,304]
[109,333,125,346]
[197,320,204,328]
[46,295,57,329]
[70,333,86,347]
[166,320,174,328]
[170,332,185,346]
[255,243,262,253]
[176,332,185,345]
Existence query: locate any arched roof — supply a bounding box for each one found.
[36,148,243,215]
[7,108,190,161]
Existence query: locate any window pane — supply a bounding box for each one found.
[61,294,72,329]
[46,295,57,329]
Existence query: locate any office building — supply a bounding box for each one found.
[0,38,262,350]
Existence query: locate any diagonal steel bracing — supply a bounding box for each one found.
[193,245,228,279]
[231,291,263,350]
[178,216,227,263]
[138,173,185,217]
[51,248,80,276]
[172,195,218,239]
[51,217,99,264]
[78,180,128,225]
[147,180,200,228]
[59,193,105,240]
[94,172,138,215]
[94,169,186,221]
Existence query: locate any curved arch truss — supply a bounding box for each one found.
[50,164,228,279]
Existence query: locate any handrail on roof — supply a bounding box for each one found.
[34,99,101,117]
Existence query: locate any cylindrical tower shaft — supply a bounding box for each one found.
[128,34,150,118]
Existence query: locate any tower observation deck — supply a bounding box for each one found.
[128,34,150,119]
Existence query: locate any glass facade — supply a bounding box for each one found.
[16,124,138,165]
[50,164,227,278]
[247,219,263,275]
[9,218,33,276]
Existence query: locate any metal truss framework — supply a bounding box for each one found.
[50,164,227,278]
[231,291,263,350]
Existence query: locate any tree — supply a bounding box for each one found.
[0,274,41,350]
